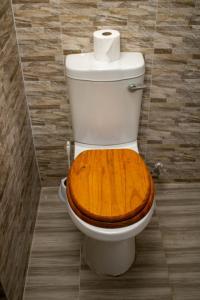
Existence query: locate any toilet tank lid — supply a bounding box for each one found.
[65,52,145,81]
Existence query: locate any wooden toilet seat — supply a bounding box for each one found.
[67,149,155,228]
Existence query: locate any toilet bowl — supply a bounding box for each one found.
[59,142,155,275]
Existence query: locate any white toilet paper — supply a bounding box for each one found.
[93,29,120,62]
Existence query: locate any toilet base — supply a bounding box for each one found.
[83,236,135,276]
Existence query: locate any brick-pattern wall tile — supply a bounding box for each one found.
[11,0,200,185]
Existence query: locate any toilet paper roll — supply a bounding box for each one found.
[93,29,120,62]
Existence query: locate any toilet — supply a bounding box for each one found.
[59,41,155,275]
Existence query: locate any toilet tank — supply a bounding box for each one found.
[66,52,145,145]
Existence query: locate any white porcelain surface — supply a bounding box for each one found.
[83,236,135,276]
[67,76,144,145]
[74,141,139,158]
[66,52,145,81]
[58,177,67,203]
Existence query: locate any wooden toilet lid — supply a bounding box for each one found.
[67,175,154,228]
[67,149,153,223]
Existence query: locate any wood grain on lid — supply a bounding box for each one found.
[67,175,154,228]
[68,149,152,223]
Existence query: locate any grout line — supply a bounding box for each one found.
[10,0,42,186]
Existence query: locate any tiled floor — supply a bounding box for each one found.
[23,184,200,300]
[156,184,200,300]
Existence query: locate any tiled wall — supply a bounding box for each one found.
[0,0,41,299]
[11,0,200,185]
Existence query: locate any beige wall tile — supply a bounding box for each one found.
[11,0,200,185]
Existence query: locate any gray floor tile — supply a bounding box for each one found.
[24,184,200,300]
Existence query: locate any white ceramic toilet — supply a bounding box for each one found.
[59,34,155,276]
